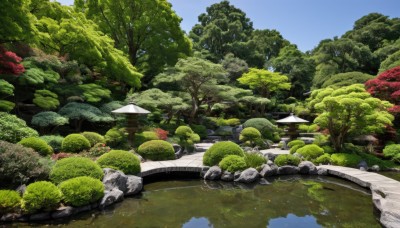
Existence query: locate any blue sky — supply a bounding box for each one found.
[57,0,400,52]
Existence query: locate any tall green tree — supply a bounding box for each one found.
[220,53,249,82]
[74,0,192,79]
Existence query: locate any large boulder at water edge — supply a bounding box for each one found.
[234,168,259,183]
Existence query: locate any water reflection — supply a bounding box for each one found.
[183,217,213,228]
[267,214,320,228]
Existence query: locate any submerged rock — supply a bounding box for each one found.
[125,175,143,196]
[99,188,124,209]
[51,206,74,219]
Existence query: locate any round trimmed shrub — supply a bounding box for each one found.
[175,126,193,136]
[59,176,104,207]
[315,154,331,164]
[274,154,301,167]
[40,135,64,152]
[243,118,276,139]
[240,127,261,144]
[0,190,21,214]
[322,145,335,154]
[105,127,127,148]
[81,132,105,147]
[245,153,267,169]
[288,140,305,148]
[383,144,400,158]
[330,153,362,167]
[219,155,248,172]
[22,181,62,213]
[97,150,141,175]
[296,144,324,160]
[135,131,159,147]
[50,157,104,184]
[137,140,175,161]
[290,144,303,154]
[225,118,241,126]
[61,134,91,153]
[203,141,244,166]
[19,137,53,156]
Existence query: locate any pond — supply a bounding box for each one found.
[379,171,400,182]
[17,176,379,227]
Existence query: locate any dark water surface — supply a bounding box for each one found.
[14,176,380,228]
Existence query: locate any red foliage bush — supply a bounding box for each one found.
[51,152,74,160]
[0,46,25,76]
[154,128,169,140]
[365,66,400,114]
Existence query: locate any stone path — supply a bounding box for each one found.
[260,148,290,155]
[194,143,214,152]
[318,165,400,228]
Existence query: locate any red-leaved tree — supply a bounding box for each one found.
[0,46,25,76]
[365,66,400,114]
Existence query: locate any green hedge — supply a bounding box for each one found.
[22,181,62,214]
[137,140,175,161]
[296,144,324,160]
[81,132,105,147]
[62,134,91,153]
[19,137,53,156]
[330,153,362,167]
[274,154,301,167]
[50,157,104,184]
[203,141,244,166]
[0,190,21,214]
[59,176,104,207]
[219,155,248,172]
[97,150,141,175]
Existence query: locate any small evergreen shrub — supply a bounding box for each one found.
[50,157,104,184]
[240,127,262,145]
[137,140,175,161]
[340,143,364,154]
[135,131,159,147]
[330,153,362,167]
[190,124,207,139]
[22,181,62,214]
[322,145,335,154]
[97,150,141,175]
[290,144,303,154]
[361,153,395,168]
[314,154,331,164]
[243,118,276,139]
[175,126,193,136]
[383,144,400,158]
[296,144,324,160]
[19,137,53,156]
[0,112,39,143]
[105,127,127,148]
[225,118,241,126]
[219,155,248,172]
[81,132,105,147]
[59,176,104,207]
[203,141,244,166]
[61,134,91,153]
[40,135,64,152]
[88,143,111,157]
[175,126,200,148]
[0,190,21,214]
[245,153,266,169]
[274,154,301,167]
[0,141,50,187]
[393,153,400,164]
[288,140,305,148]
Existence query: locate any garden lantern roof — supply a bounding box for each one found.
[276,113,309,124]
[112,103,150,114]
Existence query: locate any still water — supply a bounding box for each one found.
[17,175,380,228]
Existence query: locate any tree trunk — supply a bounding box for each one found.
[189,96,198,124]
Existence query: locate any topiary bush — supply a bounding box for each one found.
[174,126,200,149]
[203,141,244,166]
[219,155,248,172]
[97,150,141,175]
[274,154,301,167]
[243,118,277,139]
[137,140,175,161]
[0,190,22,214]
[330,153,362,167]
[0,141,50,188]
[288,140,305,148]
[105,127,128,148]
[290,144,303,154]
[61,134,91,153]
[19,137,53,156]
[50,157,104,184]
[296,144,324,160]
[383,144,400,158]
[88,143,111,157]
[244,153,267,170]
[240,127,261,146]
[81,132,105,147]
[40,135,64,152]
[0,112,39,143]
[314,154,331,164]
[135,131,159,147]
[59,176,104,207]
[225,118,241,126]
[22,181,62,214]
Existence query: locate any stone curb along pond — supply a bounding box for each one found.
[2,156,400,228]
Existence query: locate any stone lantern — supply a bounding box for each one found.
[276,113,309,140]
[112,103,150,147]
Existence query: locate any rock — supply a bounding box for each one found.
[173,144,184,159]
[234,171,241,179]
[278,166,299,175]
[264,153,277,162]
[1,213,21,222]
[357,160,368,170]
[203,166,222,180]
[360,166,367,171]
[125,175,143,196]
[99,188,124,209]
[234,168,260,183]
[73,205,91,214]
[317,167,328,176]
[370,165,380,172]
[51,206,74,219]
[15,184,26,195]
[259,164,278,177]
[91,202,99,209]
[221,171,234,182]
[267,160,274,166]
[298,161,318,175]
[380,210,400,228]
[29,212,51,221]
[214,126,233,137]
[200,167,210,178]
[102,168,128,193]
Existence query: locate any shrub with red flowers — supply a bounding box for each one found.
[0,46,25,76]
[154,128,169,140]
[88,143,111,157]
[365,66,400,114]
[51,152,75,160]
